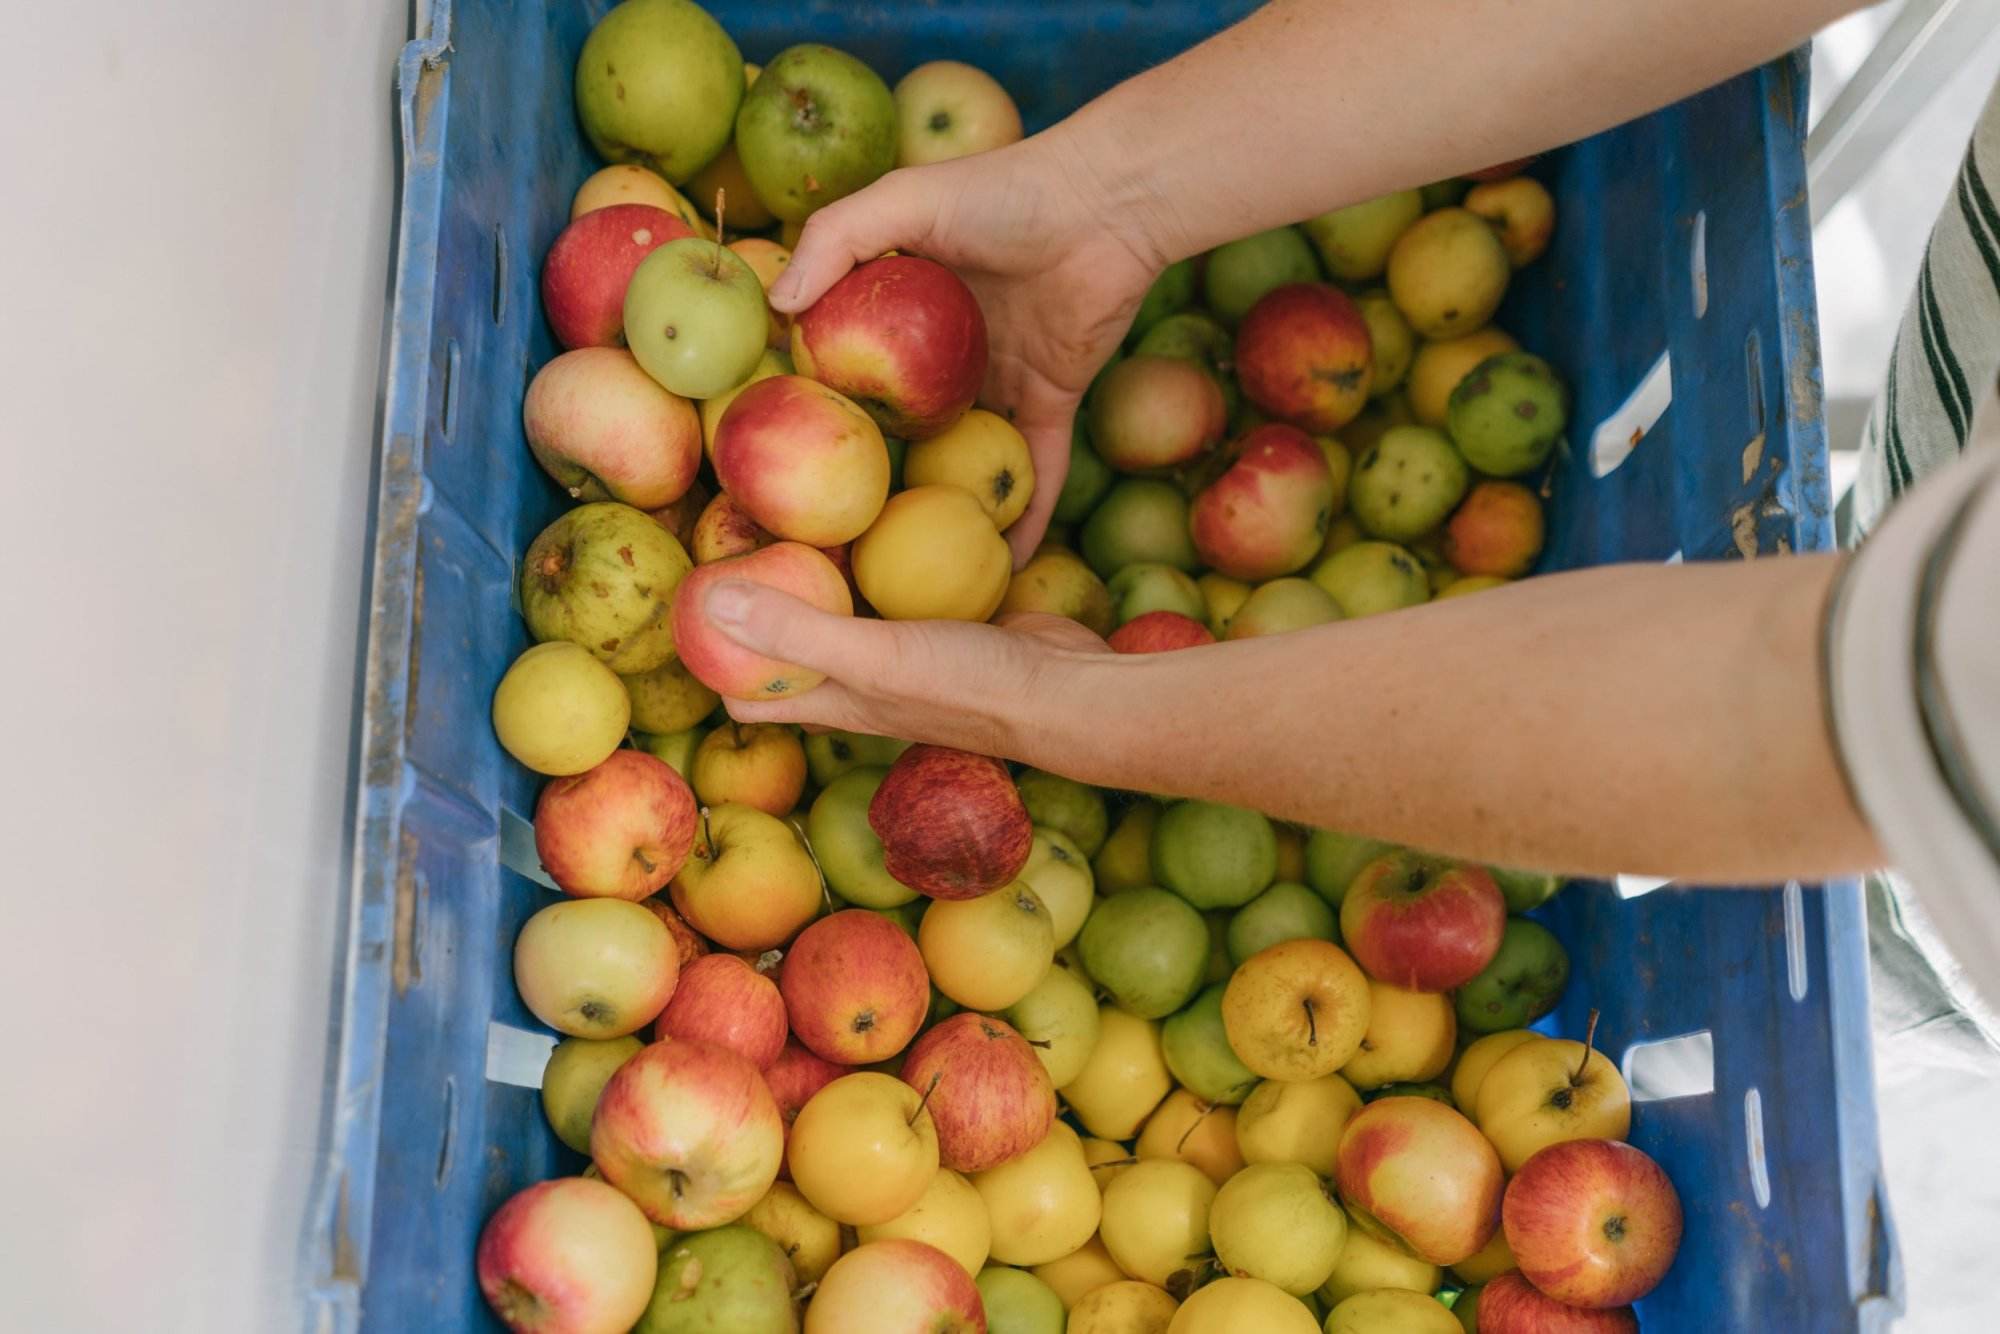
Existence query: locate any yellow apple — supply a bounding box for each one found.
[741,1180,843,1284]
[855,484,1012,621]
[919,881,1055,1010]
[904,408,1037,530]
[1099,1159,1216,1286]
[1135,1090,1244,1186]
[1317,1206,1441,1305]
[1166,1277,1319,1334]
[1462,176,1556,267]
[689,721,806,816]
[669,801,822,952]
[1435,574,1509,599]
[1339,981,1456,1090]
[1221,939,1371,1081]
[1198,572,1253,637]
[492,641,631,776]
[619,653,720,735]
[1081,1137,1136,1191]
[727,236,794,347]
[1325,1289,1460,1334]
[1209,1161,1347,1296]
[1235,1073,1362,1175]
[540,1035,643,1153]
[973,1120,1102,1266]
[513,899,677,1038]
[1449,1223,1516,1286]
[1406,327,1518,427]
[1060,1006,1172,1140]
[570,162,704,228]
[997,548,1115,636]
[1017,828,1096,948]
[1449,1029,1538,1112]
[858,1167,992,1277]
[1031,1233,1125,1308]
[1473,1036,1632,1173]
[1094,801,1160,893]
[787,1072,940,1226]
[1386,208,1511,338]
[1069,1280,1180,1333]
[1002,964,1102,1088]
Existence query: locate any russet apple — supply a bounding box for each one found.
[903,408,1036,528]
[534,749,699,900]
[1088,355,1228,473]
[669,801,822,951]
[998,548,1116,636]
[1224,578,1342,640]
[1475,1035,1632,1173]
[920,881,1055,1010]
[1334,1096,1503,1266]
[869,744,1033,900]
[1303,191,1425,283]
[742,1180,842,1285]
[1029,1233,1124,1307]
[805,1239,983,1334]
[620,653,718,735]
[477,1177,657,1334]
[1340,852,1506,992]
[786,1071,940,1226]
[901,1013,1056,1173]
[541,204,696,349]
[521,501,691,676]
[1166,1277,1319,1334]
[1478,1273,1637,1333]
[1506,1138,1682,1306]
[1135,1088,1245,1186]
[1210,1161,1347,1295]
[1450,1029,1539,1111]
[689,721,806,816]
[712,374,891,545]
[1406,327,1520,427]
[514,898,679,1038]
[1099,1159,1216,1287]
[1002,962,1102,1089]
[1463,176,1556,267]
[1340,980,1457,1089]
[1324,1291,1459,1334]
[540,1036,644,1156]
[735,44,897,224]
[854,484,1013,621]
[673,542,854,701]
[591,1036,784,1229]
[1190,423,1337,580]
[1107,610,1214,654]
[1235,284,1373,433]
[1387,208,1512,339]
[779,909,931,1065]
[856,1167,992,1277]
[1061,1006,1173,1141]
[895,59,1023,166]
[637,893,708,967]
[1317,1203,1441,1305]
[1221,938,1371,1080]
[790,254,987,440]
[1445,479,1545,578]
[974,1120,1102,1267]
[525,347,702,509]
[1068,1281,1178,1334]
[653,953,787,1070]
[624,236,771,399]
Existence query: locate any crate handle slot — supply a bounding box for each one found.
[1784,879,1810,1001]
[1690,210,1709,319]
[440,337,461,441]
[1590,350,1673,477]
[492,224,509,327]
[1622,1030,1716,1102]
[1745,1086,1772,1209]
[434,1076,458,1188]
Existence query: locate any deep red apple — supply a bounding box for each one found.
[541,203,694,349]
[1189,423,1337,579]
[868,744,1034,899]
[533,750,699,900]
[1107,610,1216,654]
[1235,283,1373,433]
[1479,1272,1638,1333]
[790,254,989,440]
[653,953,788,1070]
[900,1013,1056,1172]
[1503,1139,1684,1308]
[779,909,932,1064]
[1340,851,1506,991]
[639,895,710,970]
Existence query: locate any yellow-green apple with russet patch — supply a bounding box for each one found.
[672,542,853,702]
[1221,938,1371,1080]
[1087,355,1228,473]
[637,1225,796,1334]
[624,236,770,399]
[1303,190,1425,282]
[1341,851,1506,991]
[1161,982,1260,1106]
[779,909,930,1065]
[1189,423,1337,580]
[1002,962,1101,1088]
[1348,425,1469,543]
[1387,208,1512,339]
[735,44,896,224]
[904,408,1035,528]
[525,346,703,508]
[786,1072,939,1226]
[574,0,742,182]
[869,744,1033,900]
[541,204,696,349]
[808,765,915,909]
[1236,1074,1362,1174]
[477,1177,658,1334]
[533,750,699,901]
[521,501,691,676]
[1099,1159,1216,1286]
[1407,326,1519,427]
[920,881,1054,1011]
[893,59,1023,166]
[1078,887,1209,1018]
[1135,1089,1245,1186]
[668,802,821,951]
[1235,284,1373,433]
[688,721,805,816]
[790,255,987,440]
[1475,1035,1632,1173]
[541,1036,644,1155]
[713,374,890,545]
[807,1239,984,1334]
[653,953,787,1070]
[1335,1096,1503,1266]
[1447,351,1569,478]
[514,898,679,1038]
[900,1013,1055,1173]
[1224,578,1342,640]
[1210,1162,1347,1295]
[1340,979,1456,1089]
[1502,1138,1682,1308]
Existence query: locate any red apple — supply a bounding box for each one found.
[475,1177,657,1334]
[639,895,710,970]
[654,953,788,1070]
[1107,610,1216,654]
[647,475,711,551]
[766,1038,851,1124]
[1479,1273,1637,1333]
[805,1238,986,1334]
[868,744,1034,900]
[690,490,776,565]
[541,203,694,349]
[1236,284,1373,433]
[524,348,703,510]
[789,254,989,441]
[780,909,932,1065]
[672,543,855,701]
[1444,480,1545,578]
[533,750,699,900]
[1087,355,1227,473]
[900,1013,1056,1173]
[591,1037,785,1230]
[1340,852,1506,991]
[1503,1139,1683,1308]
[714,375,893,545]
[1189,423,1338,580]
[1335,1096,1503,1267]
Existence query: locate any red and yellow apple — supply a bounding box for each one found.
[1503,1138,1682,1308]
[513,898,679,1038]
[672,542,854,701]
[1340,852,1506,992]
[713,374,891,545]
[779,909,932,1065]
[1087,355,1228,473]
[900,1012,1056,1172]
[805,1239,984,1334]
[668,801,822,951]
[1478,1273,1637,1333]
[1444,480,1545,578]
[523,347,702,509]
[653,953,787,1070]
[476,1177,657,1334]
[1189,423,1337,579]
[1334,1096,1503,1267]
[786,1072,940,1226]
[1235,284,1373,433]
[541,203,694,348]
[533,749,699,900]
[689,489,775,564]
[869,744,1033,900]
[790,254,988,440]
[1107,609,1217,654]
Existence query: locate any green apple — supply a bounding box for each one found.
[1054,420,1115,525]
[1128,259,1197,344]
[574,0,744,184]
[1152,801,1277,910]
[1489,865,1566,913]
[1204,225,1321,325]
[1161,982,1260,1105]
[806,766,916,909]
[1081,478,1199,577]
[1309,540,1429,618]
[803,729,910,787]
[1301,190,1424,282]
[1003,962,1103,1088]
[734,44,896,223]
[540,1035,644,1153]
[1226,882,1339,965]
[1224,578,1342,640]
[1446,352,1568,477]
[1454,918,1570,1033]
[1107,562,1206,625]
[1015,769,1108,859]
[1348,426,1470,543]
[975,1266,1066,1334]
[1020,828,1097,948]
[1356,290,1415,398]
[1362,1081,1455,1106]
[1304,830,1397,906]
[624,237,769,399]
[521,501,691,675]
[1077,888,1209,1019]
[637,1224,796,1333]
[634,726,707,780]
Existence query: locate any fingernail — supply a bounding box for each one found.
[706,580,753,630]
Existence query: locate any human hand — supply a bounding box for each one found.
[767,132,1165,563]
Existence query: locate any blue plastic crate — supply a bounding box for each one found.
[307,1,1903,1329]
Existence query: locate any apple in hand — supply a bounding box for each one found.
[624,236,770,400]
[542,204,695,349]
[1189,423,1337,580]
[524,347,702,509]
[668,802,821,951]
[514,899,679,1039]
[786,1072,940,1226]
[894,59,1023,166]
[477,1177,657,1334]
[780,909,931,1065]
[1088,355,1227,472]
[1221,938,1371,1080]
[805,1239,984,1334]
[534,750,699,900]
[653,953,787,1070]
[1235,284,1373,433]
[591,1037,784,1229]
[869,744,1033,899]
[1340,852,1506,991]
[1335,1096,1503,1267]
[689,721,806,816]
[673,542,854,702]
[899,1013,1055,1172]
[1504,1139,1683,1308]
[713,375,891,544]
[1478,1273,1637,1334]
[1474,1035,1633,1173]
[790,255,988,440]
[1107,610,1214,654]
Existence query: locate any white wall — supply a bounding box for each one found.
[0,2,406,1329]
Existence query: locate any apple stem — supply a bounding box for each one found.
[1303,998,1319,1048]
[711,189,727,276]
[1176,1101,1216,1155]
[1573,1007,1601,1087]
[1024,1037,1053,1050]
[791,1282,818,1304]
[910,1070,941,1127]
[699,806,714,855]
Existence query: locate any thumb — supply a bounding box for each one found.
[1005,416,1077,567]
[768,168,943,313]
[702,578,882,684]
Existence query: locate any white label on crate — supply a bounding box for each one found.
[1591,351,1674,478]
[486,1022,556,1088]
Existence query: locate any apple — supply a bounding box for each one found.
[524,347,703,510]
[855,484,1013,621]
[521,501,690,676]
[1203,225,1323,326]
[804,730,908,786]
[1151,801,1276,912]
[1107,610,1214,654]
[1029,1234,1123,1307]
[740,1179,843,1286]
[1221,938,1370,1081]
[1504,1139,1681,1306]
[1077,888,1209,1018]
[785,1071,940,1226]
[592,1036,784,1228]
[1202,913,1233,985]
[571,163,703,225]
[1210,1162,1347,1295]
[900,1013,1056,1172]
[669,801,821,950]
[1437,575,1509,600]
[1017,828,1096,948]
[1309,539,1430,617]
[1271,824,1308,882]
[673,542,854,702]
[711,374,892,545]
[689,722,806,817]
[1447,352,1569,478]
[1081,1136,1135,1191]
[921,881,1055,1010]
[892,59,1023,167]
[514,899,678,1038]
[998,548,1116,636]
[540,204,695,350]
[851,1166,992,1280]
[869,744,1033,900]
[1133,309,1240,420]
[974,1267,1064,1334]
[1455,918,1570,1033]
[1348,426,1471,543]
[901,411,1034,530]
[807,765,913,908]
[639,1226,798,1332]
[1096,1159,1215,1289]
[1340,980,1456,1090]
[1088,355,1228,474]
[574,0,741,180]
[1135,1089,1246,1186]
[690,490,775,565]
[1068,1281,1179,1334]
[1476,1035,1632,1174]
[699,349,790,462]
[1490,865,1567,913]
[1335,1097,1503,1266]
[620,654,718,735]
[1303,830,1396,906]
[1187,423,1336,580]
[647,474,712,553]
[1356,289,1417,399]
[1302,191,1425,283]
[622,719,706,775]
[477,1177,658,1334]
[541,1036,644,1155]
[1080,477,1200,576]
[1002,962,1102,1088]
[534,749,699,900]
[725,237,794,349]
[1161,983,1261,1106]
[1450,1029,1540,1111]
[805,1239,983,1334]
[1317,1203,1441,1305]
[624,235,770,399]
[1226,882,1338,965]
[1387,208,1511,339]
[1166,1277,1319,1334]
[1093,799,1161,893]
[1235,284,1373,433]
[736,44,896,223]
[780,909,931,1064]
[1107,561,1206,626]
[1060,1006,1173,1140]
[1340,852,1506,991]
[1463,176,1556,267]
[638,895,710,970]
[1324,1291,1459,1334]
[1198,572,1253,637]
[1224,578,1342,640]
[1443,480,1545,578]
[653,953,787,1069]
[1477,1273,1637,1334]
[973,1120,1102,1266]
[1407,327,1520,427]
[1451,1223,1519,1286]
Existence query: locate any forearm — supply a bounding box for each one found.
[1022,557,1881,883]
[1052,0,1859,265]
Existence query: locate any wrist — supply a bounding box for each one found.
[1033,114,1188,275]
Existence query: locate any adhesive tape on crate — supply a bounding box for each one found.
[486,1022,555,1088]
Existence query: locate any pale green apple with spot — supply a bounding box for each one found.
[1305,830,1398,906]
[1152,800,1278,910]
[624,238,769,400]
[735,44,897,223]
[1014,769,1107,859]
[1227,882,1339,965]
[574,0,744,184]
[1002,962,1102,1088]
[1161,982,1260,1106]
[1349,426,1470,543]
[975,1265,1066,1334]
[803,729,909,787]
[807,766,916,909]
[635,1224,796,1334]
